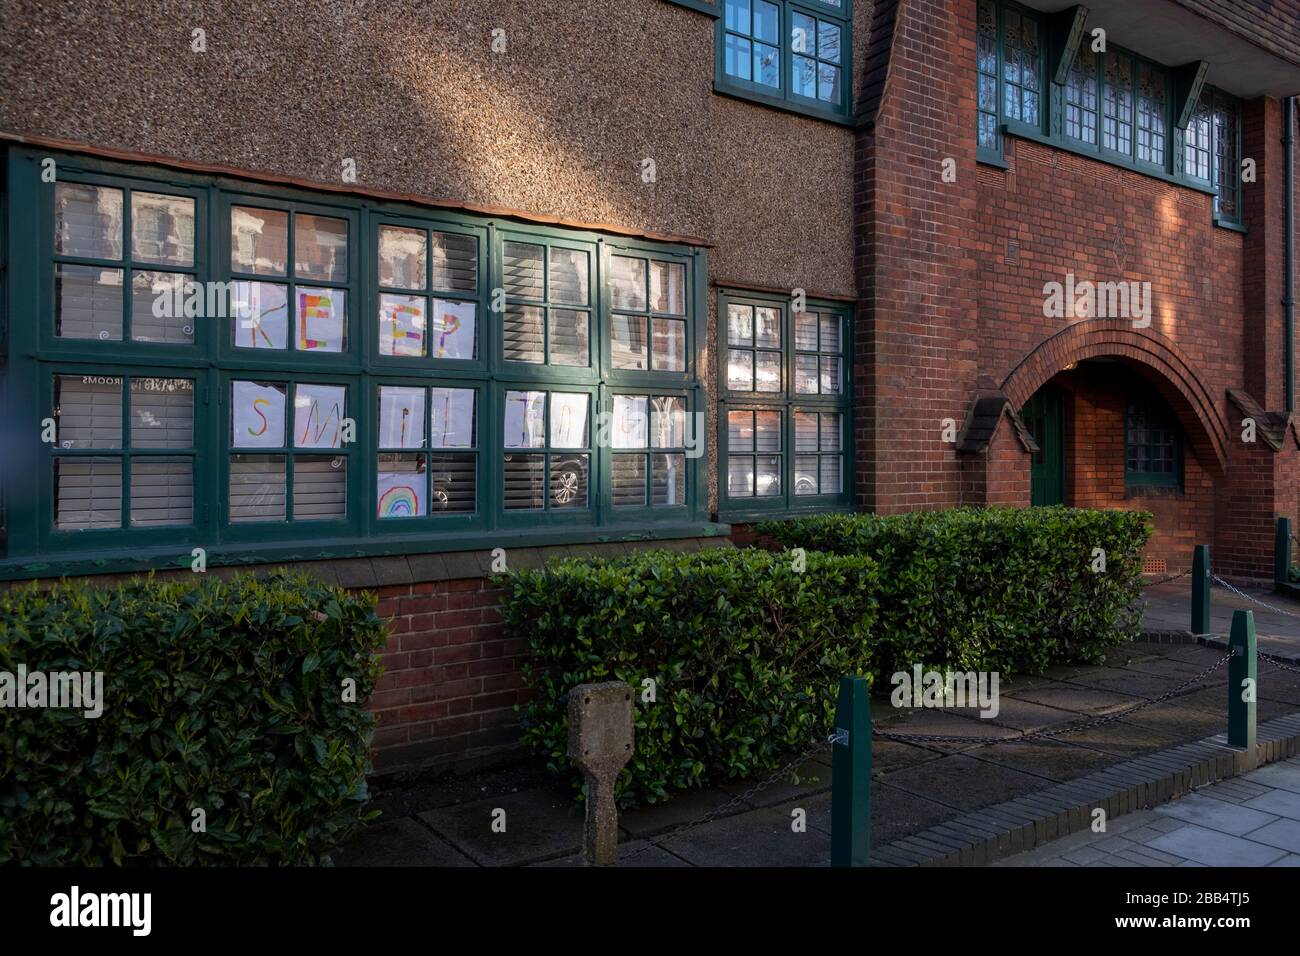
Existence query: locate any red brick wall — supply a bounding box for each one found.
[366,579,525,772]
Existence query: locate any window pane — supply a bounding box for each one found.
[294,213,348,282]
[55,183,123,259]
[795,411,818,452]
[130,457,193,526]
[504,390,546,449]
[755,306,780,347]
[293,383,346,449]
[651,396,686,448]
[377,453,426,518]
[55,264,123,340]
[504,305,544,363]
[431,231,478,293]
[232,281,289,349]
[503,453,545,509]
[379,385,426,449]
[820,411,841,451]
[131,377,193,448]
[292,455,346,520]
[755,410,781,452]
[756,455,781,496]
[754,1,779,43]
[551,455,589,508]
[651,318,686,372]
[613,395,648,449]
[379,293,426,357]
[795,311,818,350]
[231,206,288,275]
[231,381,287,448]
[613,454,648,507]
[728,456,755,496]
[818,64,841,103]
[431,300,476,360]
[652,453,686,506]
[794,55,817,99]
[131,271,195,343]
[55,375,122,449]
[550,393,589,448]
[650,261,685,313]
[296,286,346,352]
[795,455,819,495]
[729,410,755,452]
[728,304,754,346]
[132,192,195,267]
[228,454,286,522]
[548,247,589,305]
[755,351,781,392]
[820,313,841,352]
[795,354,819,394]
[549,308,590,366]
[755,43,780,88]
[429,453,476,513]
[793,12,816,56]
[378,226,427,290]
[821,456,842,493]
[610,256,648,311]
[820,355,841,394]
[503,241,544,299]
[819,21,841,63]
[612,315,648,369]
[727,349,754,390]
[725,0,751,35]
[54,456,121,529]
[725,34,753,81]
[429,387,475,448]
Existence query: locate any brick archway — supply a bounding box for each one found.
[1001,320,1229,476]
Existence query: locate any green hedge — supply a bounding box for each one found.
[499,547,879,807]
[0,571,386,866]
[758,507,1151,677]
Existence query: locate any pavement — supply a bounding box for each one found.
[1143,578,1300,653]
[993,756,1300,867]
[334,581,1300,868]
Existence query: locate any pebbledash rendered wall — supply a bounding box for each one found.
[0,0,870,771]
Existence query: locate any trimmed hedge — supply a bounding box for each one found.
[0,571,386,866]
[500,547,879,807]
[758,506,1151,678]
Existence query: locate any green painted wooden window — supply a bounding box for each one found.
[977,0,1044,162]
[2,148,711,576]
[1185,88,1243,225]
[716,0,852,123]
[717,289,851,518]
[1125,392,1182,488]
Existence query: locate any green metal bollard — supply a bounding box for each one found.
[1192,544,1210,635]
[1228,609,1257,756]
[1276,517,1292,589]
[831,676,871,868]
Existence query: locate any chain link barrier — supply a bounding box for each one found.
[1210,573,1300,620]
[1144,568,1193,587]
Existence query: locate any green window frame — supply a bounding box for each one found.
[715,0,853,124]
[1125,391,1183,488]
[1,147,716,578]
[717,289,852,519]
[977,0,1243,227]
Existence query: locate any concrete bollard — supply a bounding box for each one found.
[567,681,634,866]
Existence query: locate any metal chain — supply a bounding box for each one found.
[1261,651,1300,676]
[873,651,1231,746]
[619,732,834,862]
[1144,568,1193,587]
[1211,574,1300,620]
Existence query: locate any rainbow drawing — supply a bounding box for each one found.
[298,399,342,447]
[435,311,460,359]
[247,397,270,437]
[377,482,420,518]
[299,292,332,349]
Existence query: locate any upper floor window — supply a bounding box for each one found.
[717,289,851,517]
[976,0,1043,156]
[717,0,852,122]
[1185,88,1243,225]
[5,149,710,574]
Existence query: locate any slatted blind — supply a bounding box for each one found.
[430,231,478,293]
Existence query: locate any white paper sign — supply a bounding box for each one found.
[378,385,426,449]
[232,381,286,447]
[379,293,426,357]
[297,286,345,352]
[431,300,476,360]
[503,391,546,449]
[294,383,346,449]
[429,387,475,448]
[377,470,426,518]
[550,393,589,449]
[233,281,288,349]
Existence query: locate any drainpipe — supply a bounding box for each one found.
[1286,96,1295,413]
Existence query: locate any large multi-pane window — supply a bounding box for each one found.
[4,149,709,573]
[718,290,851,517]
[1185,88,1243,224]
[1125,392,1182,488]
[717,0,852,120]
[978,0,1242,226]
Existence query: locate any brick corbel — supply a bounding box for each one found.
[956,390,1038,454]
[1226,388,1291,452]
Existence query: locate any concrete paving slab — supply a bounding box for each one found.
[966,740,1120,783]
[1268,854,1300,865]
[1241,787,1300,819]
[1059,718,1191,757]
[1239,760,1300,794]
[1145,824,1289,866]
[1006,682,1145,715]
[1057,668,1188,700]
[1244,818,1300,854]
[417,790,584,866]
[658,802,832,866]
[1152,792,1278,835]
[869,781,961,847]
[619,786,752,839]
[533,839,690,867]
[881,753,1052,813]
[334,817,476,867]
[1120,703,1227,739]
